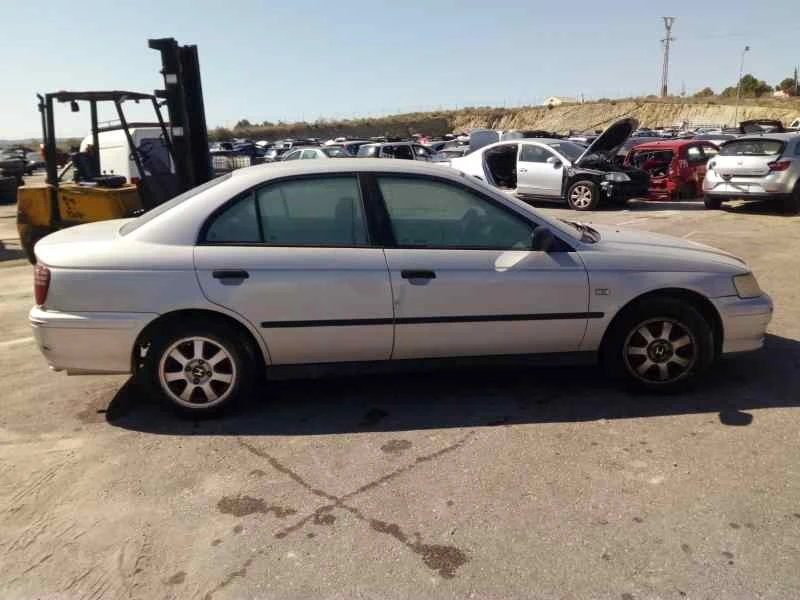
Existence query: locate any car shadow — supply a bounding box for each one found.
[0,240,26,263]
[625,199,706,211]
[722,199,798,217]
[106,334,799,436]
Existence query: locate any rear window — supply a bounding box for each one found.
[120,173,233,235]
[720,139,784,157]
[629,150,674,168]
[357,145,378,157]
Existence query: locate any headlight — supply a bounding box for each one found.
[733,273,763,298]
[604,172,631,182]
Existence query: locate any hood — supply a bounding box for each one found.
[575,118,638,166]
[588,224,749,273]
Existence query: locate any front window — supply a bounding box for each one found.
[322,147,345,158]
[377,176,533,249]
[519,144,554,163]
[301,149,318,159]
[543,141,585,162]
[720,139,784,156]
[357,145,378,157]
[283,150,302,161]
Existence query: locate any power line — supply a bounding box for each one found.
[660,16,675,97]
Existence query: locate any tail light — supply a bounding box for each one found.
[768,160,791,172]
[34,264,50,306]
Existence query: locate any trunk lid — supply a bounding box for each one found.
[575,118,638,166]
[714,138,785,177]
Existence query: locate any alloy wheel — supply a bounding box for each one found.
[623,318,697,384]
[158,336,237,408]
[570,185,593,209]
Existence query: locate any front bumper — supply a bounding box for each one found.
[601,180,649,202]
[712,294,773,354]
[30,306,156,374]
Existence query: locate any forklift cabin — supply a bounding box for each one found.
[17,90,178,262]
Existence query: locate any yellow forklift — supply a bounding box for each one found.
[17,38,212,263]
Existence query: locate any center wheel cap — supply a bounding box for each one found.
[647,340,673,363]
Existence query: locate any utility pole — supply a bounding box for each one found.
[733,45,750,126]
[660,17,675,97]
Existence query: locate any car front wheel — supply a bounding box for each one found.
[602,298,714,391]
[567,180,599,211]
[147,321,255,416]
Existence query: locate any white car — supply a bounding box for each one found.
[280,146,344,160]
[30,159,772,416]
[451,119,650,210]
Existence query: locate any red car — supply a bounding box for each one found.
[624,139,719,200]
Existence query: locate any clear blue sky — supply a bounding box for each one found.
[1,0,796,138]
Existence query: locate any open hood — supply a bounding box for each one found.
[575,118,638,166]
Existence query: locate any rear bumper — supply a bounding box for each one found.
[30,306,156,374]
[712,294,773,354]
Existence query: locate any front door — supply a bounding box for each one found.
[373,175,590,360]
[195,174,394,365]
[516,143,564,197]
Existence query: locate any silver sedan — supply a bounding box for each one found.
[30,159,772,416]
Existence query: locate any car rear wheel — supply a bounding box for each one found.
[703,195,722,209]
[602,297,714,392]
[146,321,255,417]
[567,180,599,211]
[782,184,800,215]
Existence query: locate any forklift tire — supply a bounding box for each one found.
[0,176,17,204]
[20,227,51,264]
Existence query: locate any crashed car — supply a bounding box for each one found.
[624,139,719,201]
[450,118,649,210]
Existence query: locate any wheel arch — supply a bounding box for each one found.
[599,287,724,359]
[131,308,269,374]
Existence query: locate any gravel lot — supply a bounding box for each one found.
[0,194,798,600]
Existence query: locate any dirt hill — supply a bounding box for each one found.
[217,97,800,141]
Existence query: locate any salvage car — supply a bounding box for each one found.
[280,146,345,160]
[703,133,800,213]
[625,139,719,200]
[450,118,650,210]
[357,142,433,161]
[30,159,771,416]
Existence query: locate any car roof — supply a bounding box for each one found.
[361,142,413,147]
[229,157,462,184]
[628,139,711,151]
[729,132,800,142]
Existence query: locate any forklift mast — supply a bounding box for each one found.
[149,38,212,193]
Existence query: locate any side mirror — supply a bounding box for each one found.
[546,156,562,168]
[531,226,555,252]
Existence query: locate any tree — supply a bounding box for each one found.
[694,87,715,98]
[776,77,797,96]
[721,74,773,98]
[234,119,252,129]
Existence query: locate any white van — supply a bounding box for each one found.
[79,126,172,182]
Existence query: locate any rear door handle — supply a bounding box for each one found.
[401,270,436,280]
[519,168,528,173]
[212,269,249,280]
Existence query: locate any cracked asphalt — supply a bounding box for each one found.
[1,197,799,599]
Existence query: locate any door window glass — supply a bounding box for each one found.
[377,176,532,249]
[686,146,705,163]
[283,150,301,161]
[301,149,318,159]
[256,176,368,246]
[413,145,431,158]
[391,145,414,160]
[519,144,553,163]
[702,144,719,157]
[204,194,260,243]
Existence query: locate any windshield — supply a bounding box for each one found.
[119,173,233,235]
[544,140,586,162]
[720,139,784,156]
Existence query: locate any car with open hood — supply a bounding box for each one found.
[29,159,771,417]
[450,119,650,210]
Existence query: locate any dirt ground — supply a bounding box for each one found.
[0,194,798,600]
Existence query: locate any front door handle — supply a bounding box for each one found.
[401,270,436,280]
[212,269,250,280]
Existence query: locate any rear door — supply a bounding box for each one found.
[516,143,564,197]
[374,174,590,360]
[195,174,394,365]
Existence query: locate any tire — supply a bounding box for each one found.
[703,194,722,210]
[781,185,800,215]
[566,180,599,211]
[145,319,256,417]
[601,297,715,392]
[0,175,17,204]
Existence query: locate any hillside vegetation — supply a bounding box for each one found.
[214,97,800,141]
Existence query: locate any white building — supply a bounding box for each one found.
[544,96,579,108]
